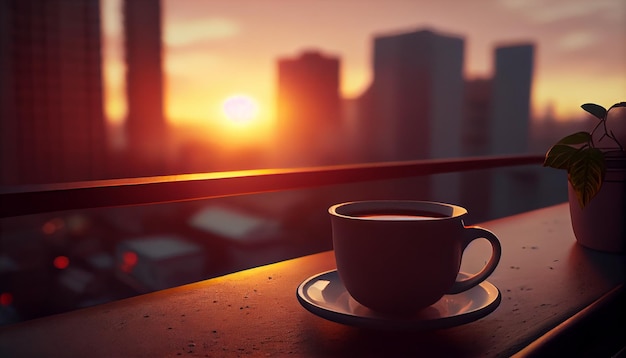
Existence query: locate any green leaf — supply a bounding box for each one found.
[581,103,607,120]
[567,147,605,208]
[609,102,626,110]
[543,144,579,169]
[555,131,591,145]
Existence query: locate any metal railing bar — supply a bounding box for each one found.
[0,154,545,218]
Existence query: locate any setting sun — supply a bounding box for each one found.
[222,94,259,124]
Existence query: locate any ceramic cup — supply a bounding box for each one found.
[329,200,501,314]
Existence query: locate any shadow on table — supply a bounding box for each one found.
[300,321,498,357]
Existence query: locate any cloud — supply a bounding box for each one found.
[165,18,241,46]
[497,0,622,24]
[166,52,223,77]
[557,31,597,51]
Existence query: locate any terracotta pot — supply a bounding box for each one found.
[568,152,626,253]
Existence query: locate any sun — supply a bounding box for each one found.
[222,94,259,124]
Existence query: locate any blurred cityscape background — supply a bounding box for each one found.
[1,0,624,325]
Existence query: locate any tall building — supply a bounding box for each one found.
[490,44,534,155]
[357,29,465,203]
[123,0,167,176]
[0,0,107,185]
[276,50,342,166]
[488,43,536,218]
[462,79,493,156]
[360,29,464,162]
[460,78,493,222]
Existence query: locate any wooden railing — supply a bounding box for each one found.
[0,154,544,218]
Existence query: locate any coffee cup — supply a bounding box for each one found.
[329,200,501,314]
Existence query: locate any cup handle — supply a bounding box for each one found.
[447,226,501,294]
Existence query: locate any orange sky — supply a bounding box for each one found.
[101,0,626,132]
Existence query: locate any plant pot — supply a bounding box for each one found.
[568,153,626,253]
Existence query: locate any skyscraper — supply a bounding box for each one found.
[0,0,107,185]
[360,29,465,164]
[490,44,534,155]
[276,50,341,166]
[462,79,493,156]
[460,78,493,222]
[488,43,536,218]
[123,0,167,176]
[358,29,465,202]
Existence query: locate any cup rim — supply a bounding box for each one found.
[328,200,467,221]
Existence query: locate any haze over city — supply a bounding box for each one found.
[102,0,626,141]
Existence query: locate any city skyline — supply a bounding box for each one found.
[101,0,626,134]
[1,0,616,184]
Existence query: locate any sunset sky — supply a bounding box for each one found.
[101,0,625,133]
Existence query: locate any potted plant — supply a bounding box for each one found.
[543,101,626,253]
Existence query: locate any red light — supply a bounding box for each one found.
[0,293,13,306]
[53,255,70,269]
[42,221,57,235]
[42,218,64,235]
[123,251,138,265]
[121,251,138,273]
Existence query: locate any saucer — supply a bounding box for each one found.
[296,270,501,330]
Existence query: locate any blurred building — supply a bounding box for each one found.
[488,43,536,218]
[122,0,168,176]
[490,44,534,155]
[356,28,465,203]
[115,236,205,292]
[275,50,342,166]
[0,0,107,185]
[460,78,493,222]
[462,79,493,156]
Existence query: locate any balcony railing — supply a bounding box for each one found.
[0,154,545,218]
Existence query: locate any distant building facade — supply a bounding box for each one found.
[490,44,534,154]
[359,29,464,163]
[0,0,107,184]
[356,29,465,202]
[276,50,342,166]
[459,78,493,222]
[462,79,493,157]
[122,0,168,176]
[488,43,536,218]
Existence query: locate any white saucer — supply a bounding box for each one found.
[296,270,501,330]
